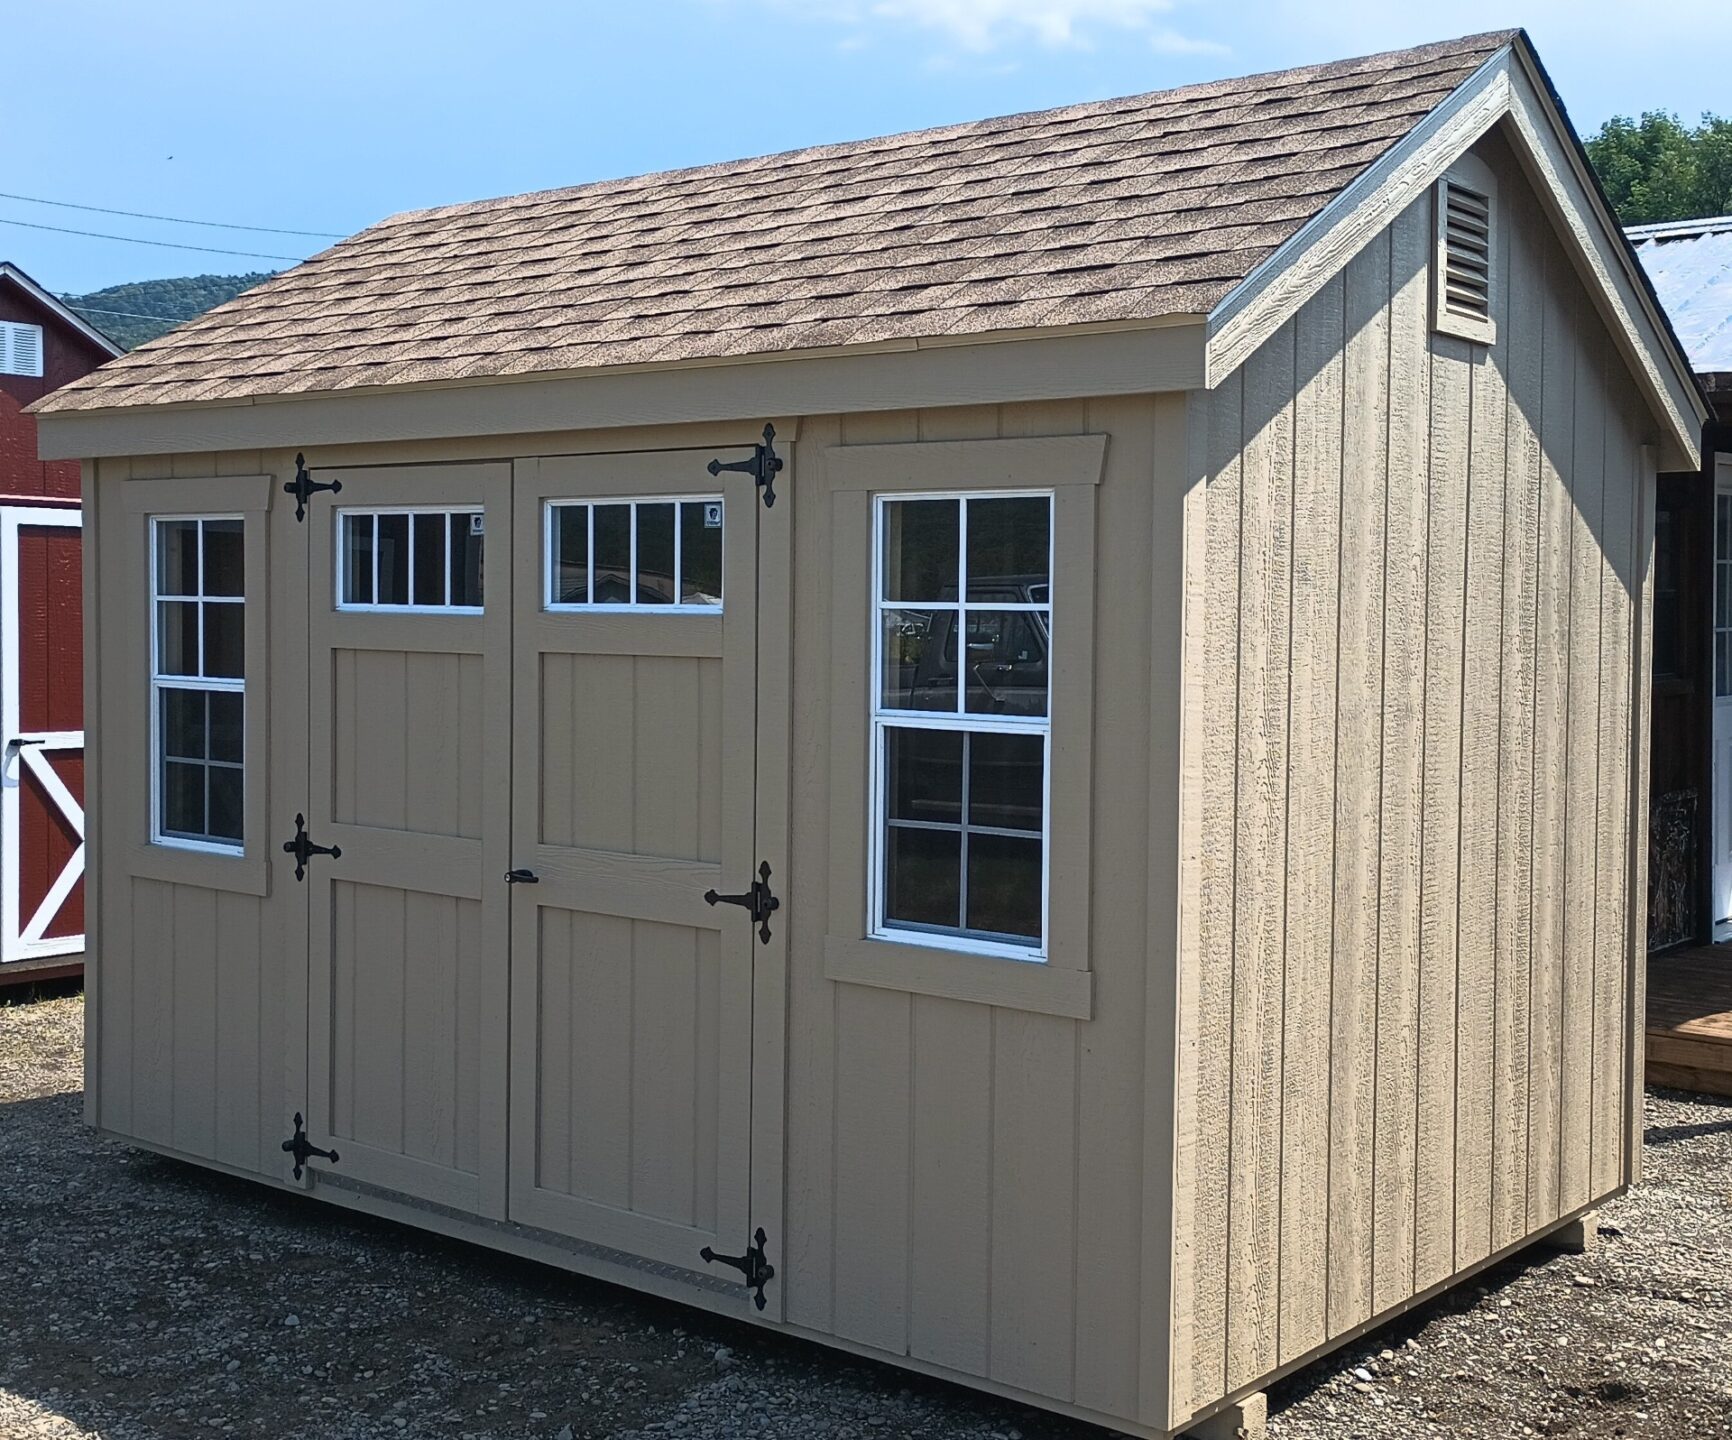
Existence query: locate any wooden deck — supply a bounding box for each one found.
[1648,945,1732,1097]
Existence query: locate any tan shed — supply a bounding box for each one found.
[33,30,1707,1439]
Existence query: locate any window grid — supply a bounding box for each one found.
[543,497,724,612]
[336,506,484,612]
[870,491,1053,961]
[150,516,244,853]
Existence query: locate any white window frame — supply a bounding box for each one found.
[334,504,485,614]
[149,514,245,855]
[542,496,726,614]
[868,489,1053,963]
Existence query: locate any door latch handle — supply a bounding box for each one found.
[504,868,540,885]
[704,860,779,944]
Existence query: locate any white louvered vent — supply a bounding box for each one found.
[1433,173,1497,344]
[0,321,45,378]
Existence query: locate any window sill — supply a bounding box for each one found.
[824,934,1092,1020]
[130,843,269,898]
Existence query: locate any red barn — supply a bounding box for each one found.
[0,261,121,982]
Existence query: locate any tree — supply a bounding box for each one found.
[1586,111,1732,225]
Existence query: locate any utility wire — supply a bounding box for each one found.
[66,303,212,324]
[0,216,305,262]
[0,189,344,239]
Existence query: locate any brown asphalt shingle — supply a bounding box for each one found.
[38,31,1514,414]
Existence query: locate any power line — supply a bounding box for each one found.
[66,303,211,324]
[0,216,305,262]
[0,190,344,239]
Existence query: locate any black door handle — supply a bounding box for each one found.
[504,868,539,884]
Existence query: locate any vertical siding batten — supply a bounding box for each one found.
[1372,199,1430,1315]
[1326,232,1390,1338]
[1278,276,1343,1365]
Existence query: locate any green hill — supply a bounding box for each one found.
[60,272,279,351]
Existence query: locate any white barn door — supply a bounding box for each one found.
[0,504,84,965]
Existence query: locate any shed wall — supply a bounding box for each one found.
[85,448,297,1176]
[781,396,1187,1432]
[1172,132,1655,1421]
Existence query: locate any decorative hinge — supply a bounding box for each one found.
[282,1112,338,1180]
[700,1226,775,1310]
[284,452,342,523]
[707,423,783,509]
[283,813,341,882]
[704,860,779,944]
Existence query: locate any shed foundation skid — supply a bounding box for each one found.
[54,32,1699,1440]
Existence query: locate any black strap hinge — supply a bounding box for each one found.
[283,813,341,882]
[700,1226,775,1310]
[282,1113,338,1180]
[704,860,779,944]
[285,453,342,523]
[708,423,783,508]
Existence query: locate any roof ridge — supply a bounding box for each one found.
[362,30,1517,236]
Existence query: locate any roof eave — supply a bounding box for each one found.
[31,314,1209,461]
[1202,35,1708,472]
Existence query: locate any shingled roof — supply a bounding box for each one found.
[38,31,1514,415]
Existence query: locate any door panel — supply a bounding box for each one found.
[305,465,512,1216]
[507,453,758,1286]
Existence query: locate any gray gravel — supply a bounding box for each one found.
[3,990,1730,1439]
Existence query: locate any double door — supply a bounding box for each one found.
[298,445,784,1302]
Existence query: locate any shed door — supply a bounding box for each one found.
[0,506,84,966]
[304,464,513,1216]
[505,452,769,1292]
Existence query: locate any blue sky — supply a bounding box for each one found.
[8,0,1731,298]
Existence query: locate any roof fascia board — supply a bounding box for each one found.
[1500,49,1707,466]
[0,264,124,358]
[34,318,1206,461]
[1204,46,1514,384]
[1204,41,1706,470]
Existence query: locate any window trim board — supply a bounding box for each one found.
[822,444,1096,1015]
[117,476,272,895]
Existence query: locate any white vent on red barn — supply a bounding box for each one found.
[0,321,45,378]
[1432,160,1498,345]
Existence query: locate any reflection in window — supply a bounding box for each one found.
[546,498,723,610]
[873,493,1052,955]
[152,516,245,849]
[338,509,484,610]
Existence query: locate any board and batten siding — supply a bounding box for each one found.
[85,448,306,1180]
[782,395,1187,1433]
[1171,131,1655,1424]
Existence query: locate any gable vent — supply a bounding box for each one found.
[0,321,44,378]
[1433,174,1496,344]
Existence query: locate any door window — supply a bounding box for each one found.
[545,498,724,610]
[337,508,484,610]
[872,493,1051,957]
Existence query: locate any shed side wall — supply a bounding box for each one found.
[1174,130,1653,1421]
[783,395,1186,1430]
[89,449,294,1178]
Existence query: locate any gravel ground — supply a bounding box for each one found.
[2,989,1729,1440]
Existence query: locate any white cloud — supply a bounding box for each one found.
[788,0,1219,51]
[1146,25,1228,55]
